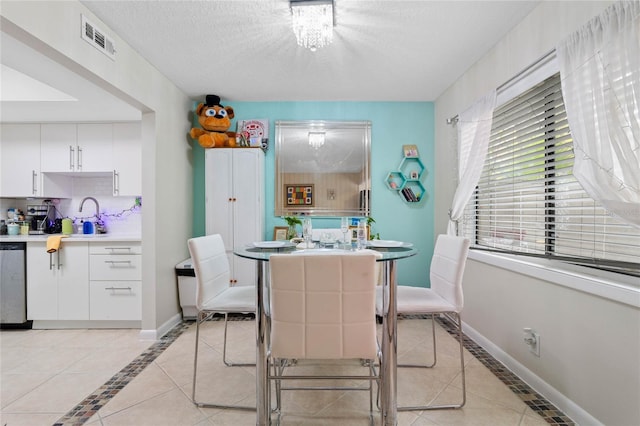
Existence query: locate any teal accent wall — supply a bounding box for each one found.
[192,101,434,286]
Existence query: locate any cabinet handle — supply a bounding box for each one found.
[77,146,83,170]
[105,247,132,251]
[105,260,132,264]
[113,170,120,194]
[69,145,75,170]
[105,286,132,291]
[32,170,38,194]
[49,250,62,269]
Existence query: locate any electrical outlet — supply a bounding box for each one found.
[523,328,540,357]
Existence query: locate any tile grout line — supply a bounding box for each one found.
[52,314,573,426]
[431,315,575,426]
[52,322,191,426]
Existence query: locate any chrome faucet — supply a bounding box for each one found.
[79,196,100,218]
[79,196,106,233]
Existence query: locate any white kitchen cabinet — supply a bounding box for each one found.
[205,148,264,286]
[112,122,141,196]
[0,124,41,197]
[41,123,113,173]
[26,241,89,320]
[89,241,141,320]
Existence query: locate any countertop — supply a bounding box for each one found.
[0,234,141,243]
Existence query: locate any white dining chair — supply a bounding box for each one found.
[187,234,256,409]
[376,234,470,410]
[268,251,382,424]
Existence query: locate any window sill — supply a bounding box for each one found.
[467,250,640,308]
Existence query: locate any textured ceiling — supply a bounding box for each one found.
[80,0,540,103]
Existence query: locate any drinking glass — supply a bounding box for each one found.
[340,217,350,248]
[302,218,313,248]
[356,220,367,250]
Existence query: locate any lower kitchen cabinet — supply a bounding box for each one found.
[27,241,89,320]
[89,281,141,320]
[26,240,141,323]
[89,241,141,320]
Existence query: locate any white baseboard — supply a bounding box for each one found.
[138,313,183,341]
[462,321,602,426]
[32,320,140,329]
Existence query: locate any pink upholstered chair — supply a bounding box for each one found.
[376,234,470,410]
[187,234,255,409]
[268,250,382,423]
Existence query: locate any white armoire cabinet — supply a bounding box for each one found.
[205,148,264,286]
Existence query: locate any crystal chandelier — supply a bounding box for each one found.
[308,132,325,149]
[290,0,334,52]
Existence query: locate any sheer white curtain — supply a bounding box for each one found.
[447,90,496,235]
[556,1,640,227]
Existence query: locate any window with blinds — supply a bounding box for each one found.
[461,73,640,276]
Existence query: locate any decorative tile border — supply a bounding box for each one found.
[53,322,191,426]
[54,314,573,425]
[430,315,575,425]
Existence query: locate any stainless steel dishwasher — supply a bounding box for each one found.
[0,242,31,329]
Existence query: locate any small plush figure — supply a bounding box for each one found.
[190,94,236,148]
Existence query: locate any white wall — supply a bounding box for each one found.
[1,1,193,336]
[434,1,640,425]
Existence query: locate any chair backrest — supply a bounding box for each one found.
[269,252,378,360]
[187,234,231,311]
[429,235,470,313]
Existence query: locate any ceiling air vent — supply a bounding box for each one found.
[81,14,116,60]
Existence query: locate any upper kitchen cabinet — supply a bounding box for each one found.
[41,123,113,173]
[0,124,71,198]
[112,122,141,196]
[1,124,41,197]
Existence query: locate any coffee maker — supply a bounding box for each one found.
[27,202,60,234]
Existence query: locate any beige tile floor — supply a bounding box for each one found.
[1,318,550,425]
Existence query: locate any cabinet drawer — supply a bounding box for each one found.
[90,254,141,280]
[89,241,141,255]
[90,281,141,320]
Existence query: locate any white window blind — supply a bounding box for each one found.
[461,73,640,275]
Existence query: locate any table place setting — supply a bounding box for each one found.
[366,240,413,248]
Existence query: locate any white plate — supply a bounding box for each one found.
[367,240,408,248]
[252,241,286,248]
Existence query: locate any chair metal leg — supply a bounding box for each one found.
[191,311,256,411]
[222,312,256,367]
[269,357,382,423]
[398,312,466,411]
[399,313,437,368]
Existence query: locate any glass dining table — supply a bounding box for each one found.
[234,243,417,426]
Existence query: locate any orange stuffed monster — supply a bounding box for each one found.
[190,94,236,148]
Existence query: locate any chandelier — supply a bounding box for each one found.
[290,0,334,52]
[308,132,325,149]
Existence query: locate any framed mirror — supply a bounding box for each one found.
[275,120,371,217]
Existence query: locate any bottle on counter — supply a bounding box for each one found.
[0,220,7,235]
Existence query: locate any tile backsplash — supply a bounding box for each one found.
[1,176,141,236]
